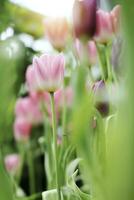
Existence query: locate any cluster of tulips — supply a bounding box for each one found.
[4,0,122,200]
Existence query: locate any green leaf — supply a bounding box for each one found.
[42,189,58,200]
[66,158,82,180]
[0,153,14,200]
[67,171,91,200]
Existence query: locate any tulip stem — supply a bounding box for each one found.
[105,44,117,83]
[96,44,106,81]
[105,45,113,82]
[50,92,61,200]
[17,142,25,184]
[27,143,36,195]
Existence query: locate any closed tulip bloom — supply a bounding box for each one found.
[73,0,97,38]
[44,17,69,50]
[5,154,20,175]
[92,80,109,116]
[87,41,98,65]
[95,9,114,44]
[15,96,42,125]
[43,87,73,121]
[26,65,42,93]
[14,118,32,142]
[26,53,65,93]
[75,39,97,66]
[94,5,121,44]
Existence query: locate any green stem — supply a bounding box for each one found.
[50,92,61,200]
[105,45,113,82]
[88,65,94,83]
[17,143,24,184]
[105,44,117,83]
[27,143,36,195]
[96,45,106,81]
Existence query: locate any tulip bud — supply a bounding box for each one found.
[75,39,97,66]
[73,0,97,39]
[5,154,20,175]
[94,9,114,44]
[26,53,65,93]
[44,17,69,50]
[94,5,121,44]
[14,118,32,142]
[87,41,98,65]
[43,87,73,122]
[92,80,109,117]
[15,96,42,125]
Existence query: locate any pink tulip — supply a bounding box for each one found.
[94,6,121,44]
[15,96,42,125]
[94,9,114,44]
[26,65,41,93]
[87,41,97,65]
[75,39,97,66]
[43,90,62,121]
[64,87,74,107]
[44,17,69,50]
[14,118,32,142]
[26,53,65,93]
[5,154,20,175]
[43,87,73,121]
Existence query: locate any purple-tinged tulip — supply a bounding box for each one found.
[26,53,65,93]
[14,118,32,142]
[73,0,97,39]
[5,154,20,175]
[92,80,109,117]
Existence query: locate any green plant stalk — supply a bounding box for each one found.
[41,99,54,189]
[105,45,112,82]
[17,142,25,184]
[62,89,68,149]
[96,45,106,81]
[27,143,36,195]
[105,44,117,83]
[50,92,61,200]
[88,65,94,82]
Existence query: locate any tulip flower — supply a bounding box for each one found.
[43,87,73,121]
[75,39,97,66]
[5,154,20,175]
[26,53,65,93]
[94,5,121,44]
[14,118,32,142]
[73,0,97,39]
[44,17,69,50]
[92,80,109,116]
[15,96,43,125]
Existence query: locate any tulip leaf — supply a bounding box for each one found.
[0,153,14,200]
[66,158,82,180]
